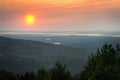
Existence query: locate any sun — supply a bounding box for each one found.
[25,14,35,25]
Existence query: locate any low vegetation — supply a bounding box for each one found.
[0,43,120,80]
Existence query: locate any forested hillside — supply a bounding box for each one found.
[0,36,86,73]
[0,43,120,80]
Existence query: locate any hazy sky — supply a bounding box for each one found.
[0,0,120,31]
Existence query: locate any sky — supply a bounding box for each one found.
[0,0,120,31]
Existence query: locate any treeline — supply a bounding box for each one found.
[0,43,120,80]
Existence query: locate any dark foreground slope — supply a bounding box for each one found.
[0,43,120,80]
[0,36,87,74]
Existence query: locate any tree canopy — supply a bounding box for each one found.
[78,43,120,80]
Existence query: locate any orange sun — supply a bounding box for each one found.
[25,14,35,25]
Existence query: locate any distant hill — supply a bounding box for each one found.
[0,36,87,74]
[3,34,120,54]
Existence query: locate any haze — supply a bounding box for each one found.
[0,0,120,31]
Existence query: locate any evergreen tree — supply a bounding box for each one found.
[20,72,35,80]
[0,70,19,80]
[36,67,50,80]
[50,61,73,80]
[79,43,120,80]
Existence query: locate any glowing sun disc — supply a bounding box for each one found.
[25,14,35,25]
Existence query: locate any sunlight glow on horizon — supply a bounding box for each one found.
[0,0,120,31]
